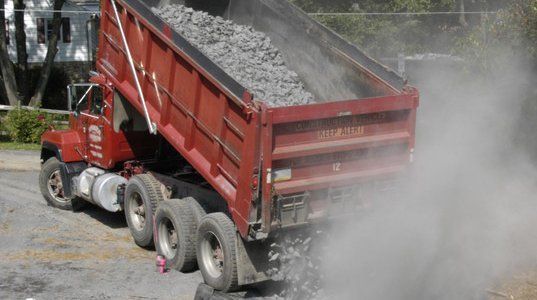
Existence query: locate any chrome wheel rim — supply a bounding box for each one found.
[128,192,146,231]
[200,231,224,278]
[47,169,68,203]
[158,217,178,259]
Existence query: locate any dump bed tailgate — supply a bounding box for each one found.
[263,91,418,197]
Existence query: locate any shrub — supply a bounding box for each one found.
[0,111,6,131]
[4,107,55,143]
[0,112,8,141]
[454,0,537,73]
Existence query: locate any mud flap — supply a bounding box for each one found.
[236,233,270,286]
[194,283,237,300]
[59,161,87,198]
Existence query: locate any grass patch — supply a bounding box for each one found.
[0,141,41,151]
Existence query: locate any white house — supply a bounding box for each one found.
[4,0,99,63]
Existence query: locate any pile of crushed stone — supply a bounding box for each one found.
[152,4,314,107]
[266,229,326,299]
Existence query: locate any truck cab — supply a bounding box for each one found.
[42,75,157,171]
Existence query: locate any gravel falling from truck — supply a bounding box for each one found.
[152,4,314,107]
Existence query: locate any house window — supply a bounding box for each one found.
[62,18,71,43]
[36,17,71,44]
[46,19,54,40]
[37,18,45,44]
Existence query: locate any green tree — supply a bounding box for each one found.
[455,0,537,72]
[29,0,66,106]
[14,0,29,101]
[0,0,18,106]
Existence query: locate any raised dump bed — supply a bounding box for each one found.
[152,0,405,102]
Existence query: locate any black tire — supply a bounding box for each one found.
[155,199,198,272]
[124,174,164,247]
[183,197,207,271]
[197,213,239,292]
[183,197,207,226]
[39,157,72,210]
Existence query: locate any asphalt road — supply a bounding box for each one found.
[0,170,202,300]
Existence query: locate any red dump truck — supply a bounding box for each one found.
[39,0,418,291]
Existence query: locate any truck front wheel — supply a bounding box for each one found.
[196,213,239,292]
[39,157,72,210]
[124,174,164,247]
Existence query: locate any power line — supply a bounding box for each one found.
[0,8,498,16]
[0,8,99,14]
[308,11,499,16]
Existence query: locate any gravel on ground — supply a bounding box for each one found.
[0,170,201,299]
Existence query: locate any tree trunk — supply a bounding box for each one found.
[14,0,30,103]
[0,0,19,106]
[0,72,7,105]
[29,0,65,107]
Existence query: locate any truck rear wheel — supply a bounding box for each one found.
[39,157,72,210]
[183,197,206,226]
[155,199,197,272]
[124,174,164,247]
[197,213,239,292]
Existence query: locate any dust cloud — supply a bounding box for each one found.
[315,52,537,299]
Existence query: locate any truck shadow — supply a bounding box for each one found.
[77,204,128,229]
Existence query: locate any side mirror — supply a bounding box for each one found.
[67,84,75,111]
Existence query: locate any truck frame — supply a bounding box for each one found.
[39,0,419,291]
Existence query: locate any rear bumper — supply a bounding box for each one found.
[271,173,402,230]
[273,164,405,195]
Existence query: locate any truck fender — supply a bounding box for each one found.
[41,141,63,163]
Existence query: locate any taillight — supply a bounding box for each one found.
[251,177,259,189]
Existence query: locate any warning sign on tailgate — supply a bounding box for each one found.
[290,112,387,140]
[318,126,364,139]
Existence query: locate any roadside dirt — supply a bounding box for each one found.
[0,150,40,171]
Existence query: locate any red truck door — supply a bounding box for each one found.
[84,86,107,167]
[70,84,107,167]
